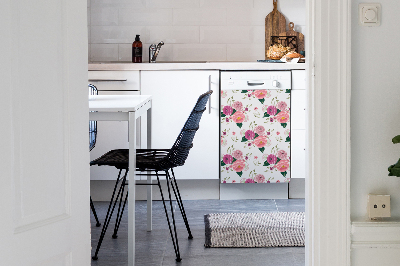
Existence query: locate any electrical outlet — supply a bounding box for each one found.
[368,194,391,219]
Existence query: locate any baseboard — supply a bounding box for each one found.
[351,220,400,266]
[91,179,305,201]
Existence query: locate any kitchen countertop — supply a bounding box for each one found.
[89,62,307,71]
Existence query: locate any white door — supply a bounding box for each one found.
[0,0,90,265]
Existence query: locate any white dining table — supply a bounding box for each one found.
[89,94,152,266]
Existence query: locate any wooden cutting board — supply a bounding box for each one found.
[265,0,286,59]
[279,22,304,53]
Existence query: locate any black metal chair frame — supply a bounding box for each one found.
[89,84,101,227]
[90,90,213,262]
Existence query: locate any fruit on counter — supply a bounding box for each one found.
[266,44,292,60]
[281,51,305,59]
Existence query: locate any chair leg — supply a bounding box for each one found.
[92,169,128,261]
[90,196,101,227]
[168,169,193,239]
[112,178,128,239]
[156,171,182,262]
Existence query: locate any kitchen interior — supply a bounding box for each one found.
[88,0,306,265]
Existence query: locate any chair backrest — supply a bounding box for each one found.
[89,84,98,151]
[163,90,213,169]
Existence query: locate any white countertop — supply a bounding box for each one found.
[89,62,306,71]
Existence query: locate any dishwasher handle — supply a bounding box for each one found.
[247,81,265,86]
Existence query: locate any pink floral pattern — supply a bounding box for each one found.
[220,89,291,183]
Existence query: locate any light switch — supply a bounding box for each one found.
[359,3,381,26]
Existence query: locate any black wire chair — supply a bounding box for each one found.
[90,90,213,262]
[89,84,101,227]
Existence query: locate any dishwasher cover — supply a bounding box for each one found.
[220,89,290,184]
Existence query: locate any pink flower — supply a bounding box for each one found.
[231,111,245,123]
[254,107,258,110]
[267,132,271,135]
[277,131,280,135]
[232,132,236,135]
[267,105,277,116]
[267,180,271,183]
[253,136,269,148]
[223,105,233,116]
[275,160,290,172]
[254,156,258,159]
[254,90,269,99]
[223,181,226,183]
[231,160,246,172]
[277,101,287,111]
[267,154,277,165]
[276,111,290,123]
[232,101,243,111]
[223,154,233,164]
[232,180,236,183]
[245,130,255,140]
[254,125,265,136]
[276,180,280,183]
[232,150,243,160]
[277,150,288,160]
[255,174,265,183]
[245,178,255,183]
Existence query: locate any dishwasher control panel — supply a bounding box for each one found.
[221,71,291,90]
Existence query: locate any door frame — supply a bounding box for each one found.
[306,0,351,265]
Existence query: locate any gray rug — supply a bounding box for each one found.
[204,212,305,248]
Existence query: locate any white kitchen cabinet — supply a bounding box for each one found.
[88,71,141,180]
[141,70,219,180]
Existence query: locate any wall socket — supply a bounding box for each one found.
[367,194,391,219]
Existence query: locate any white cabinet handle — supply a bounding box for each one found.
[208,75,212,114]
[247,81,264,86]
[88,79,127,82]
[272,80,280,87]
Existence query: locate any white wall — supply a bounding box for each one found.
[87,0,305,62]
[351,1,400,264]
[351,0,400,220]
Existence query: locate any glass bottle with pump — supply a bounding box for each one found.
[132,35,142,63]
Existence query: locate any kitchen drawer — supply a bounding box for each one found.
[220,71,291,90]
[88,71,140,91]
[291,129,306,179]
[291,90,306,130]
[292,70,306,90]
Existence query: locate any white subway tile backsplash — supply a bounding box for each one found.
[91,26,146,43]
[91,7,118,26]
[200,26,252,44]
[227,43,264,61]
[227,8,267,26]
[87,0,305,62]
[146,0,199,9]
[119,8,173,26]
[173,44,226,61]
[147,26,199,44]
[91,44,119,61]
[173,8,226,26]
[91,0,146,8]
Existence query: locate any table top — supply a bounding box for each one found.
[89,95,152,112]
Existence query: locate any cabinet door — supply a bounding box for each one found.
[141,70,219,180]
[291,90,306,130]
[291,129,306,178]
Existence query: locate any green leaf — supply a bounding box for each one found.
[263,112,270,118]
[285,136,291,142]
[237,171,243,177]
[281,123,287,128]
[263,160,270,166]
[276,158,281,163]
[255,133,259,138]
[393,135,400,144]
[286,89,291,93]
[281,171,287,177]
[241,90,248,93]
[232,158,237,163]
[241,136,248,142]
[258,98,265,104]
[276,109,281,115]
[221,160,226,166]
[232,109,236,115]
[258,147,265,153]
[236,123,243,128]
[221,112,226,117]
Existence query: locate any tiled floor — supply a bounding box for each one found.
[91,199,305,266]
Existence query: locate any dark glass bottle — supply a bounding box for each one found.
[132,35,142,63]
